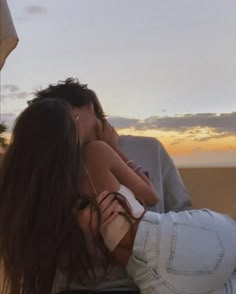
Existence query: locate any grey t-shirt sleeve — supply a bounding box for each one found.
[119,135,192,213]
[158,141,192,212]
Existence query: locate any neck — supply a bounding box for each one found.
[81,131,98,146]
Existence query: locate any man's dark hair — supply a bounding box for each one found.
[29,78,106,121]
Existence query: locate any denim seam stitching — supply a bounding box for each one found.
[166,222,225,275]
[152,267,214,294]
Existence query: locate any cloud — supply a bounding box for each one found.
[196,133,231,142]
[109,112,236,139]
[2,84,20,93]
[2,92,29,100]
[170,139,183,146]
[17,5,47,21]
[2,109,236,140]
[24,5,47,15]
[1,84,32,100]
[108,116,139,129]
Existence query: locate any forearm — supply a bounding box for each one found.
[113,146,152,186]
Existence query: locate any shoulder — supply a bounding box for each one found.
[82,140,115,165]
[83,140,112,155]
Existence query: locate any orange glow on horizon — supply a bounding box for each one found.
[1,129,236,159]
[117,127,236,156]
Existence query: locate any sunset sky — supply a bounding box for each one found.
[1,0,236,166]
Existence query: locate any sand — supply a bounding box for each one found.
[179,166,236,219]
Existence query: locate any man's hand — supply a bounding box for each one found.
[96,120,119,150]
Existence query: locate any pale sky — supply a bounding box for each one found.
[1,0,236,165]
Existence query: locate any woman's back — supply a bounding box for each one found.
[80,140,120,195]
[81,140,158,205]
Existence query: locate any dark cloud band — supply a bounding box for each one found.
[109,112,236,138]
[2,83,236,139]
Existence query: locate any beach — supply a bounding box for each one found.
[179,166,236,219]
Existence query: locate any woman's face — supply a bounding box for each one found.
[71,103,100,145]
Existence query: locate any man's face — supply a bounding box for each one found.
[72,103,100,144]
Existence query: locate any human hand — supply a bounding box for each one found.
[96,191,122,230]
[96,120,119,150]
[74,198,99,237]
[74,191,122,235]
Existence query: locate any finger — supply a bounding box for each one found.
[108,122,114,132]
[77,206,99,236]
[95,119,104,139]
[98,194,116,213]
[74,206,90,228]
[101,211,119,230]
[96,190,110,205]
[103,121,113,133]
[101,199,120,222]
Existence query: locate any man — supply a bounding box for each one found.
[29,78,192,294]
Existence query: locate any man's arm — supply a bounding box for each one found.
[159,143,192,212]
[118,135,192,213]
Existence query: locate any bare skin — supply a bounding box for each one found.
[77,140,158,266]
[72,105,158,265]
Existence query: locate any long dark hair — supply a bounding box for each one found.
[0,99,109,294]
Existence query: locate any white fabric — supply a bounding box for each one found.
[100,185,145,251]
[0,0,19,70]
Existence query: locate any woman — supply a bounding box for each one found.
[0,99,113,294]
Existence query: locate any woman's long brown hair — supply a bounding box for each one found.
[0,99,109,294]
